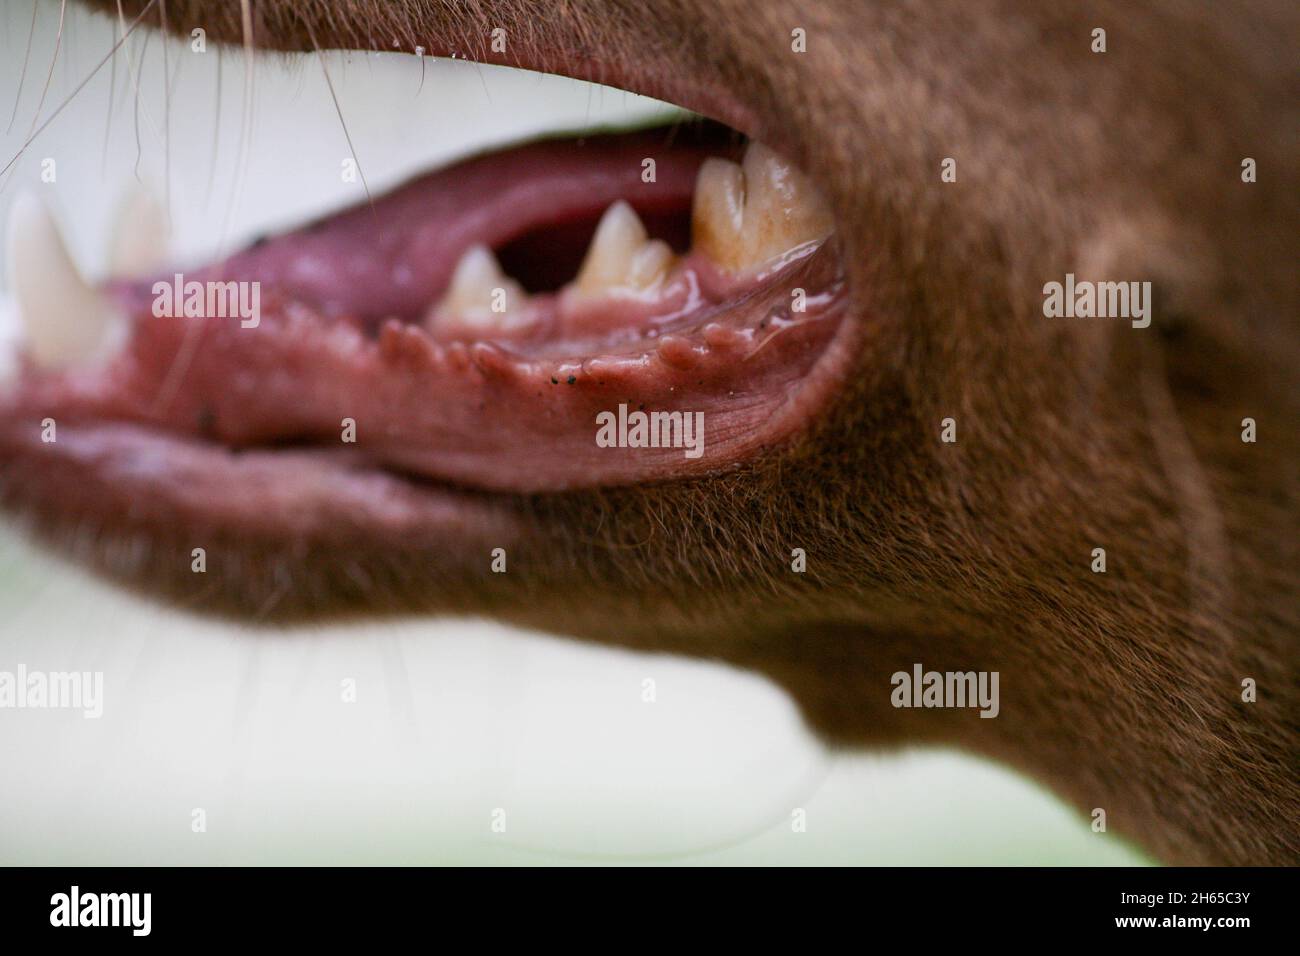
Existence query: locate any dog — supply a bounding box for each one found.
[2,0,1295,865]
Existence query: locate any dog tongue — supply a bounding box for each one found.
[157,129,716,325]
[28,128,847,493]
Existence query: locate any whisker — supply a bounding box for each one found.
[304,18,375,214]
[205,46,222,209]
[159,0,171,217]
[213,0,255,259]
[0,0,159,182]
[5,0,39,135]
[131,27,150,181]
[101,4,119,175]
[24,0,67,145]
[113,0,167,182]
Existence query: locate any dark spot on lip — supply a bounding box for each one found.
[566,375,576,385]
[197,405,217,435]
[550,376,558,384]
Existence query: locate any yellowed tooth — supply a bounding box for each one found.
[692,143,833,274]
[691,157,746,268]
[741,142,834,263]
[7,191,128,370]
[109,182,170,279]
[571,200,674,300]
[431,244,527,328]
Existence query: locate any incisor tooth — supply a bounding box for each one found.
[7,191,128,369]
[572,200,674,300]
[433,244,527,326]
[109,183,170,279]
[691,142,833,274]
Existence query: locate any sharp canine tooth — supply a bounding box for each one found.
[572,200,674,299]
[109,183,170,279]
[7,191,128,369]
[692,143,833,274]
[432,244,527,326]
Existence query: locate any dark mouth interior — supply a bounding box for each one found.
[497,205,694,294]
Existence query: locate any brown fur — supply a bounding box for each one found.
[40,0,1300,863]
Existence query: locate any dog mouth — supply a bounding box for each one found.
[0,23,857,593]
[5,132,850,480]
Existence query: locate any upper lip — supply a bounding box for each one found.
[0,5,866,616]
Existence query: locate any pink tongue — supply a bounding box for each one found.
[76,128,848,492]
[168,128,724,324]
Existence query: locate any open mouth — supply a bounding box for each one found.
[0,19,858,595]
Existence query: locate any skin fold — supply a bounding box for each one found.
[29,0,1297,864]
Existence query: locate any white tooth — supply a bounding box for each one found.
[431,244,527,327]
[7,191,128,370]
[109,183,170,279]
[692,143,833,274]
[571,200,674,300]
[0,295,21,386]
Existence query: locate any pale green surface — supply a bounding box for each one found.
[0,527,1151,866]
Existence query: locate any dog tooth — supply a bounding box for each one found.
[740,142,833,265]
[432,244,527,327]
[109,183,169,279]
[0,296,20,385]
[692,144,832,274]
[572,200,674,300]
[691,158,747,269]
[7,191,128,369]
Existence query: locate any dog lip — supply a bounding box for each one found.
[4,124,852,496]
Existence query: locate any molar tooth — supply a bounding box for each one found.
[692,144,833,274]
[572,200,674,300]
[740,142,833,264]
[7,191,128,369]
[431,244,527,328]
[109,183,169,279]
